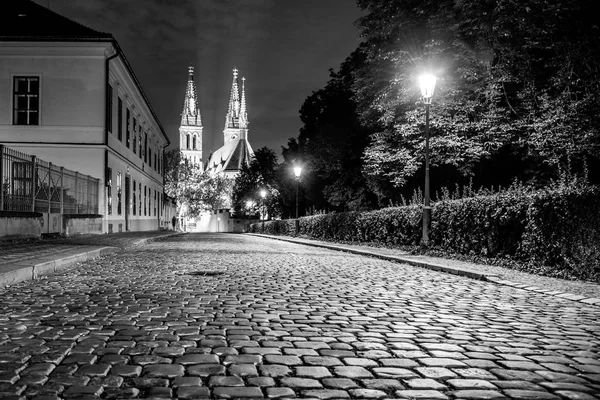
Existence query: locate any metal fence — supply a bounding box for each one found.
[0,145,99,214]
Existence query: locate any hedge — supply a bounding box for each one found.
[250,185,600,280]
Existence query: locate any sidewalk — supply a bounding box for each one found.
[0,230,180,288]
[250,233,600,307]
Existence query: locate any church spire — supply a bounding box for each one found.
[181,65,202,127]
[224,68,241,130]
[240,76,248,129]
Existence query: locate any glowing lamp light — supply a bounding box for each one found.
[260,189,267,199]
[293,166,302,179]
[419,74,437,104]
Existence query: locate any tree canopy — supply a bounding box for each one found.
[163,150,232,219]
[355,0,600,202]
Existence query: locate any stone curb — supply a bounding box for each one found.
[0,232,181,289]
[249,233,600,307]
[0,246,118,289]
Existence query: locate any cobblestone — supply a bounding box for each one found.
[0,233,599,399]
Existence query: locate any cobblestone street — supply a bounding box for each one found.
[1,233,599,399]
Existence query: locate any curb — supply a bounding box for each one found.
[0,246,118,289]
[249,233,600,307]
[0,232,182,289]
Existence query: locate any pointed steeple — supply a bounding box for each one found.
[224,68,241,130]
[179,65,203,170]
[181,65,201,127]
[239,77,248,129]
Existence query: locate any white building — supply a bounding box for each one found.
[0,0,170,233]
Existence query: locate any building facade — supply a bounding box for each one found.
[0,0,170,233]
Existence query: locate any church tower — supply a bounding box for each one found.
[205,67,254,178]
[179,66,203,169]
[223,68,249,144]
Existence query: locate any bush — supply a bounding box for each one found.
[431,192,529,257]
[250,185,600,281]
[518,186,600,280]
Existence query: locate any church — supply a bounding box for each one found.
[177,66,256,232]
[179,66,254,178]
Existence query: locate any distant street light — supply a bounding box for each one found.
[260,189,267,230]
[217,216,221,233]
[293,166,302,235]
[419,73,437,246]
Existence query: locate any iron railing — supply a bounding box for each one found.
[0,145,99,214]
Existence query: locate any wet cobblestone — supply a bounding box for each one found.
[0,233,599,399]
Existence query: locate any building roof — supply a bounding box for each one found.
[0,0,112,40]
[206,138,254,174]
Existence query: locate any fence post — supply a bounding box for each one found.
[31,155,37,212]
[0,145,4,211]
[60,167,64,214]
[87,175,91,214]
[48,163,52,215]
[75,172,79,214]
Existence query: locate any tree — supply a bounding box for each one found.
[283,48,379,211]
[354,0,600,202]
[232,147,281,218]
[163,149,232,221]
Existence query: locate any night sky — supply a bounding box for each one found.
[33,0,364,158]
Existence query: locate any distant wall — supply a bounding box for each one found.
[0,212,43,239]
[63,214,103,237]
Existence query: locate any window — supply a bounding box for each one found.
[107,85,113,133]
[13,76,39,125]
[193,135,196,150]
[154,152,157,171]
[132,180,137,215]
[117,97,123,141]
[126,108,131,148]
[133,117,137,151]
[138,182,142,217]
[186,134,190,149]
[154,190,157,216]
[139,132,143,158]
[149,147,152,168]
[144,185,147,216]
[117,171,122,215]
[144,133,148,163]
[107,167,112,215]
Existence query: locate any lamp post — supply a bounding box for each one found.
[419,73,437,246]
[293,166,302,235]
[217,217,220,233]
[260,189,267,231]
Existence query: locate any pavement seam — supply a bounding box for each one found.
[248,233,600,308]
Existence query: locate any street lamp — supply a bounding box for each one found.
[217,217,221,233]
[419,73,437,246]
[293,166,302,235]
[260,189,267,231]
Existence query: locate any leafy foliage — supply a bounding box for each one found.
[354,0,600,201]
[253,183,600,281]
[232,147,282,219]
[282,48,379,212]
[163,150,232,219]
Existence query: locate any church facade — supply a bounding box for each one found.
[179,67,254,178]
